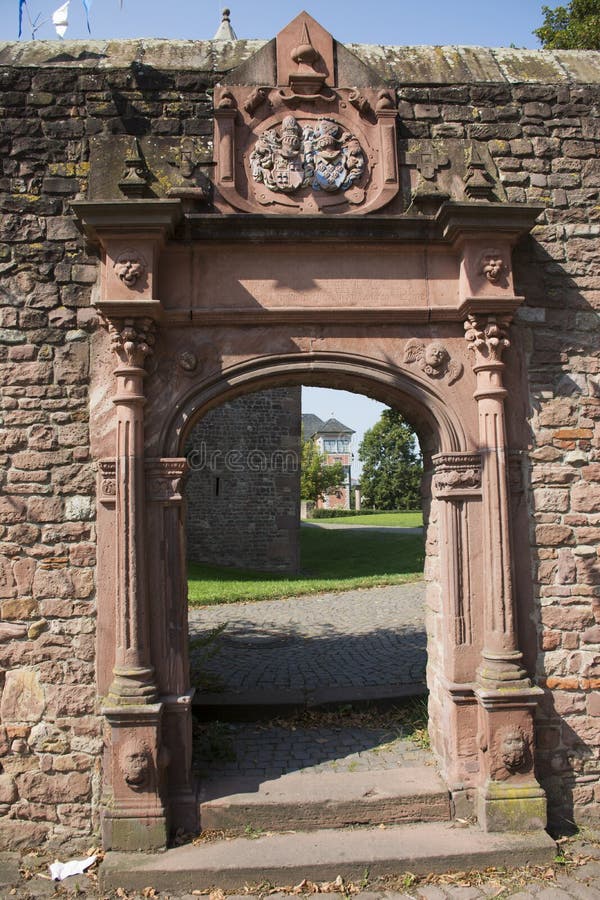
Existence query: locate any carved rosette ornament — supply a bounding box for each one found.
[178,350,197,372]
[99,459,117,504]
[404,339,463,385]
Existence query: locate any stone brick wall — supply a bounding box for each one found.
[0,51,219,849]
[0,39,598,846]
[0,71,100,847]
[185,388,301,573]
[373,79,600,827]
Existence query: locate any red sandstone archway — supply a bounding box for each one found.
[73,12,546,849]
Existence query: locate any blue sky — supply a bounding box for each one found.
[6,0,545,46]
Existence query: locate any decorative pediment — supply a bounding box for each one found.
[214,12,398,215]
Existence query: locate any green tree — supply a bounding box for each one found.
[359,409,422,510]
[300,437,346,503]
[534,0,600,49]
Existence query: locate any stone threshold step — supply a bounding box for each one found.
[193,683,427,720]
[199,766,451,832]
[100,822,556,893]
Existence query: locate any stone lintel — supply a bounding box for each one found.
[187,213,435,244]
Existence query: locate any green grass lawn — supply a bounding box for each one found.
[188,524,424,606]
[306,511,423,527]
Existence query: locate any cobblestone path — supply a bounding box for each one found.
[188,581,427,704]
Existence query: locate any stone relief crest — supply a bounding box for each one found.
[404,339,463,386]
[250,116,365,195]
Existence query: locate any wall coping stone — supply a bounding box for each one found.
[1,39,600,84]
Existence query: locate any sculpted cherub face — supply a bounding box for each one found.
[114,251,146,288]
[481,253,505,284]
[424,342,448,370]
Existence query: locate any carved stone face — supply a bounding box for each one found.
[424,341,448,371]
[121,740,151,791]
[501,728,528,773]
[114,252,146,288]
[178,351,197,372]
[481,253,505,284]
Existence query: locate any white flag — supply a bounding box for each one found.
[52,0,70,37]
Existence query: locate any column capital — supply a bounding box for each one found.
[105,316,156,371]
[464,314,511,368]
[145,458,188,503]
[432,452,482,500]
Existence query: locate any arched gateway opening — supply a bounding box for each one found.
[184,377,428,831]
[74,11,548,852]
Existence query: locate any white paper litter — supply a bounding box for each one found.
[49,854,97,881]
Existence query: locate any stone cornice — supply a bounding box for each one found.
[71,200,541,248]
[436,202,544,246]
[71,200,183,243]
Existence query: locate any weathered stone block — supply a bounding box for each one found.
[535,524,573,546]
[0,556,17,599]
[0,597,38,619]
[0,670,45,723]
[27,497,63,523]
[16,771,90,803]
[572,481,600,512]
[0,820,49,850]
[32,568,74,600]
[45,217,80,240]
[28,722,69,753]
[542,605,595,631]
[12,557,36,594]
[0,497,26,525]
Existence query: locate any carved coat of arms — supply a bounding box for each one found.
[250,116,365,195]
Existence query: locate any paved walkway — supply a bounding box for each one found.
[188,581,427,708]
[302,522,424,534]
[194,720,432,780]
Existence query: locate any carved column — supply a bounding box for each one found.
[464,314,529,689]
[145,459,198,834]
[464,313,546,832]
[100,317,168,850]
[106,317,158,704]
[431,453,482,803]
